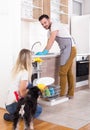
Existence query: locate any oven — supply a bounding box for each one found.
[76,59,89,82]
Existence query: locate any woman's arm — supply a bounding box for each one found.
[19,80,29,97]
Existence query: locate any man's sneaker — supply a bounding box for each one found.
[66,95,74,99]
[3,113,14,121]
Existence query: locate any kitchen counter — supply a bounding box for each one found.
[32,53,60,58]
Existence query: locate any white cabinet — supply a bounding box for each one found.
[33,0,43,19]
[60,0,68,24]
[21,0,43,21]
[51,0,69,24]
[21,0,33,20]
[51,0,60,21]
[21,0,69,24]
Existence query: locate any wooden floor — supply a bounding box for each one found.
[0,109,90,130]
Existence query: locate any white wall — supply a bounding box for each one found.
[29,22,60,54]
[83,0,90,14]
[21,21,30,49]
[0,0,21,108]
[29,22,48,52]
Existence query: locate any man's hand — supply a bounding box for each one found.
[36,49,48,55]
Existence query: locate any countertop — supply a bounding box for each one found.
[32,53,60,58]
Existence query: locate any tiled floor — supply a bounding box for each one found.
[38,88,90,129]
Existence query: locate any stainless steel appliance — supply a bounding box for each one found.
[76,55,89,87]
[76,60,89,82]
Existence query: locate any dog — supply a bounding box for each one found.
[13,86,41,130]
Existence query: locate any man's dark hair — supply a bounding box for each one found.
[38,14,49,21]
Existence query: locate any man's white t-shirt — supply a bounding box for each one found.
[48,21,75,46]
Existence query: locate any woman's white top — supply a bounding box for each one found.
[6,70,28,105]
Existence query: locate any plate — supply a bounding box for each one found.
[36,77,54,86]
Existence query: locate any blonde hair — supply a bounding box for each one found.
[11,49,32,82]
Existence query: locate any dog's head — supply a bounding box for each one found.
[27,86,41,99]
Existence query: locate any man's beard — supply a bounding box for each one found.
[48,24,51,29]
[44,24,51,30]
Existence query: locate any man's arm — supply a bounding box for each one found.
[45,30,58,50]
[36,30,58,55]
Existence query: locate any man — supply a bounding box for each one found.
[36,14,76,99]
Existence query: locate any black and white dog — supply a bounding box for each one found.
[13,86,41,130]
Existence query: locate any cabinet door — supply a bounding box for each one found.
[21,0,43,21]
[51,0,68,24]
[60,0,68,24]
[21,0,68,23]
[33,0,50,19]
[43,0,50,16]
[33,0,43,19]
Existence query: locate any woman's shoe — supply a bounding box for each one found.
[3,113,14,121]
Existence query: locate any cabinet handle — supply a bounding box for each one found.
[79,61,89,64]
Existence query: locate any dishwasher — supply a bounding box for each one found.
[32,60,68,106]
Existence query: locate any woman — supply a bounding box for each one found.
[4,49,42,121]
